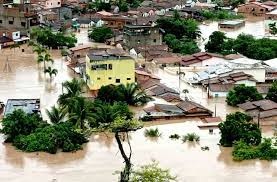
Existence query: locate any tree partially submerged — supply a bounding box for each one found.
[219,112,261,147]
[107,117,143,182]
[226,84,263,106]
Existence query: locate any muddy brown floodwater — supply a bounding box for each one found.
[0,29,276,182]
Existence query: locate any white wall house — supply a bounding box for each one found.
[44,0,62,9]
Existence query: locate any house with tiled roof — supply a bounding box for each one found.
[238,2,276,16]
[238,100,277,126]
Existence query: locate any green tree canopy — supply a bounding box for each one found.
[88,27,114,43]
[219,112,261,147]
[0,109,46,142]
[226,85,263,106]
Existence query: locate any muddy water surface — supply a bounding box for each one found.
[0,28,276,182]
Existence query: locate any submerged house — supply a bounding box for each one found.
[143,100,213,120]
[238,100,277,126]
[4,99,41,116]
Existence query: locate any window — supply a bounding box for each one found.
[97,77,101,80]
[153,39,156,43]
[116,79,120,83]
[21,22,26,27]
[91,64,107,70]
[108,77,112,80]
[58,2,60,5]
[108,64,112,70]
[77,55,80,58]
[9,21,13,25]
[15,33,18,36]
[127,78,131,81]
[137,40,141,44]
[260,9,264,12]
[0,20,2,24]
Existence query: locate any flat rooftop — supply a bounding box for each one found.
[4,99,41,116]
[219,20,245,26]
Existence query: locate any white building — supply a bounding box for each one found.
[190,58,266,83]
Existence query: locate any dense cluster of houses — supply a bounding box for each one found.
[1,0,277,125]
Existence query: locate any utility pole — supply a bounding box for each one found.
[257,105,261,128]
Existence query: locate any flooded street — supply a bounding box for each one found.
[0,27,276,182]
[0,120,276,182]
[199,16,271,50]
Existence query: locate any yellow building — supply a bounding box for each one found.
[85,48,135,90]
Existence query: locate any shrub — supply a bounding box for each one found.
[13,122,87,154]
[169,134,180,140]
[144,128,162,137]
[182,133,200,142]
[232,139,277,161]
[0,109,46,142]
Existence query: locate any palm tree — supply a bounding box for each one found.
[33,44,46,55]
[36,54,44,66]
[117,83,152,106]
[43,53,54,71]
[44,66,58,80]
[58,78,85,106]
[69,97,94,129]
[46,106,67,124]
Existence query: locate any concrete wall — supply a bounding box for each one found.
[86,56,135,90]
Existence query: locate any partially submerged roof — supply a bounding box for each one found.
[4,99,41,116]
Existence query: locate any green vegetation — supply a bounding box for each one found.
[0,110,87,153]
[144,128,162,137]
[205,32,277,60]
[226,85,263,106]
[164,34,200,55]
[117,0,129,12]
[90,0,111,11]
[157,11,201,55]
[266,81,277,103]
[182,133,200,142]
[31,27,77,48]
[130,161,177,182]
[88,26,113,43]
[200,10,244,20]
[230,0,246,8]
[269,22,277,35]
[13,122,87,154]
[219,112,261,147]
[97,83,152,106]
[232,138,277,161]
[169,134,180,140]
[44,66,58,80]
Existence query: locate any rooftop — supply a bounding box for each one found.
[87,48,131,61]
[4,99,41,116]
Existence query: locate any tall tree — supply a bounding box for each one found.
[108,117,143,182]
[69,97,94,129]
